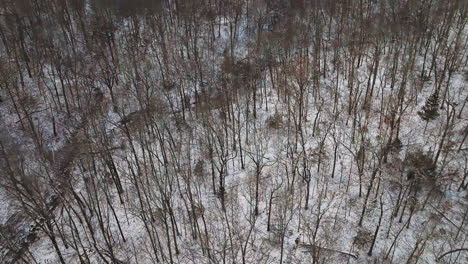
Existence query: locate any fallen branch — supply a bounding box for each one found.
[437,248,468,261]
[300,243,358,259]
[428,204,467,237]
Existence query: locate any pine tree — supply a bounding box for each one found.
[418,92,440,121]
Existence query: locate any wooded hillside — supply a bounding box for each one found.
[0,0,467,263]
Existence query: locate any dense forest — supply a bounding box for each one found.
[0,0,467,263]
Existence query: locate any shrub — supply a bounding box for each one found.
[404,149,436,188]
[265,112,283,129]
[354,229,372,249]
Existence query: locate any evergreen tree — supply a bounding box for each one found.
[418,92,440,121]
